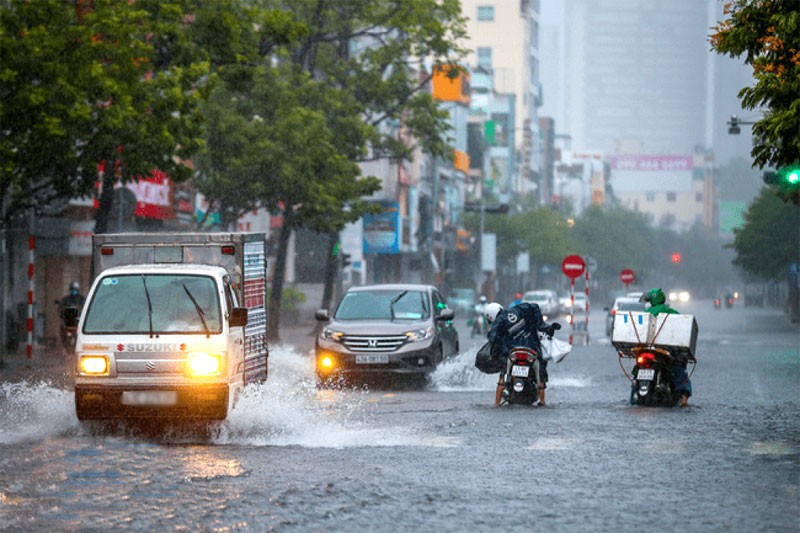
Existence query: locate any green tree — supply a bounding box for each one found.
[710,1,800,204]
[572,206,656,287]
[193,0,466,340]
[0,0,210,231]
[731,188,800,279]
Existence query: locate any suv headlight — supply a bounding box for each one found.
[321,328,344,342]
[406,326,433,342]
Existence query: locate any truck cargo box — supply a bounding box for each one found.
[91,232,269,382]
[612,312,697,362]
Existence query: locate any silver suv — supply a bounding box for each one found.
[314,284,459,383]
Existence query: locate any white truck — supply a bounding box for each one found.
[73,232,269,421]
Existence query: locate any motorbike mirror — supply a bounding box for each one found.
[229,307,248,328]
[436,308,455,321]
[62,307,80,328]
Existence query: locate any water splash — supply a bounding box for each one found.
[430,343,593,391]
[0,381,79,444]
[212,344,421,448]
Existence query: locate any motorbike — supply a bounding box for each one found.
[714,296,721,309]
[725,294,734,308]
[629,347,693,407]
[500,346,542,406]
[470,311,486,338]
[55,301,80,353]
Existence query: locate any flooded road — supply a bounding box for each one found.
[1,300,798,532]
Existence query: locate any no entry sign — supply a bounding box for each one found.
[561,255,586,279]
[620,268,635,285]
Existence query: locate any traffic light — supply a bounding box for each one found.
[341,253,352,268]
[763,164,800,188]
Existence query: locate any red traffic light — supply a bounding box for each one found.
[671,253,682,263]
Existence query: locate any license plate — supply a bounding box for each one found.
[355,354,389,364]
[122,391,177,406]
[511,365,529,377]
[637,369,655,381]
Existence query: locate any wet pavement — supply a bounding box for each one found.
[1,300,798,531]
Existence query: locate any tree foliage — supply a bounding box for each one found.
[731,187,800,279]
[572,206,655,284]
[710,1,800,204]
[0,0,211,230]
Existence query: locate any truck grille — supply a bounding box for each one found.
[342,334,407,352]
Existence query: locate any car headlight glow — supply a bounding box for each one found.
[186,352,223,377]
[679,291,690,303]
[318,354,336,371]
[406,326,434,342]
[321,328,344,342]
[79,355,109,375]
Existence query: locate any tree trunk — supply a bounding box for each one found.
[94,168,116,234]
[320,232,338,312]
[266,213,292,343]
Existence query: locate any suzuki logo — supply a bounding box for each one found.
[145,361,156,371]
[368,339,377,348]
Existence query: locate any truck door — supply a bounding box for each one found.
[224,279,246,378]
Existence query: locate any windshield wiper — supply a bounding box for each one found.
[182,284,210,337]
[141,275,154,338]
[389,291,408,322]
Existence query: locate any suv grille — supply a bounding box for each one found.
[342,334,407,352]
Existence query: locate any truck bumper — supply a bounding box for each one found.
[75,384,230,420]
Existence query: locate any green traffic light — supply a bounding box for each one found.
[787,169,800,185]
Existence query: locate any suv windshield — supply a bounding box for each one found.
[335,290,430,321]
[83,274,222,334]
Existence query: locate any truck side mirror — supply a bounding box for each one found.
[315,309,329,321]
[230,307,248,328]
[62,307,80,328]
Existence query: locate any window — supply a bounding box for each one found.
[646,192,655,202]
[477,5,495,21]
[695,192,703,202]
[477,47,492,70]
[667,192,677,202]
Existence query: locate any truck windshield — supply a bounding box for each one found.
[83,274,222,334]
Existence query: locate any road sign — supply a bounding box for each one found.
[561,255,586,279]
[620,268,635,286]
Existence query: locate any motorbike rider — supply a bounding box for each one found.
[59,281,85,316]
[485,301,561,406]
[640,288,692,407]
[472,296,488,336]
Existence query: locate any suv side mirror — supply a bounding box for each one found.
[315,309,330,321]
[62,307,80,328]
[437,308,455,321]
[230,307,248,328]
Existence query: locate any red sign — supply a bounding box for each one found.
[620,268,635,285]
[561,255,586,279]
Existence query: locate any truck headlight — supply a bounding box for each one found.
[79,355,109,375]
[406,326,433,342]
[186,352,223,377]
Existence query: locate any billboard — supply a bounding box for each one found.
[363,201,401,254]
[609,155,693,192]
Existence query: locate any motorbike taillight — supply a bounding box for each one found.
[515,352,529,363]
[510,348,536,363]
[636,352,655,366]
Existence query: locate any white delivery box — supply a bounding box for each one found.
[612,312,698,362]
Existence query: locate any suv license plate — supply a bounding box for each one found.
[637,369,655,381]
[356,354,389,364]
[511,365,529,377]
[122,391,177,406]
